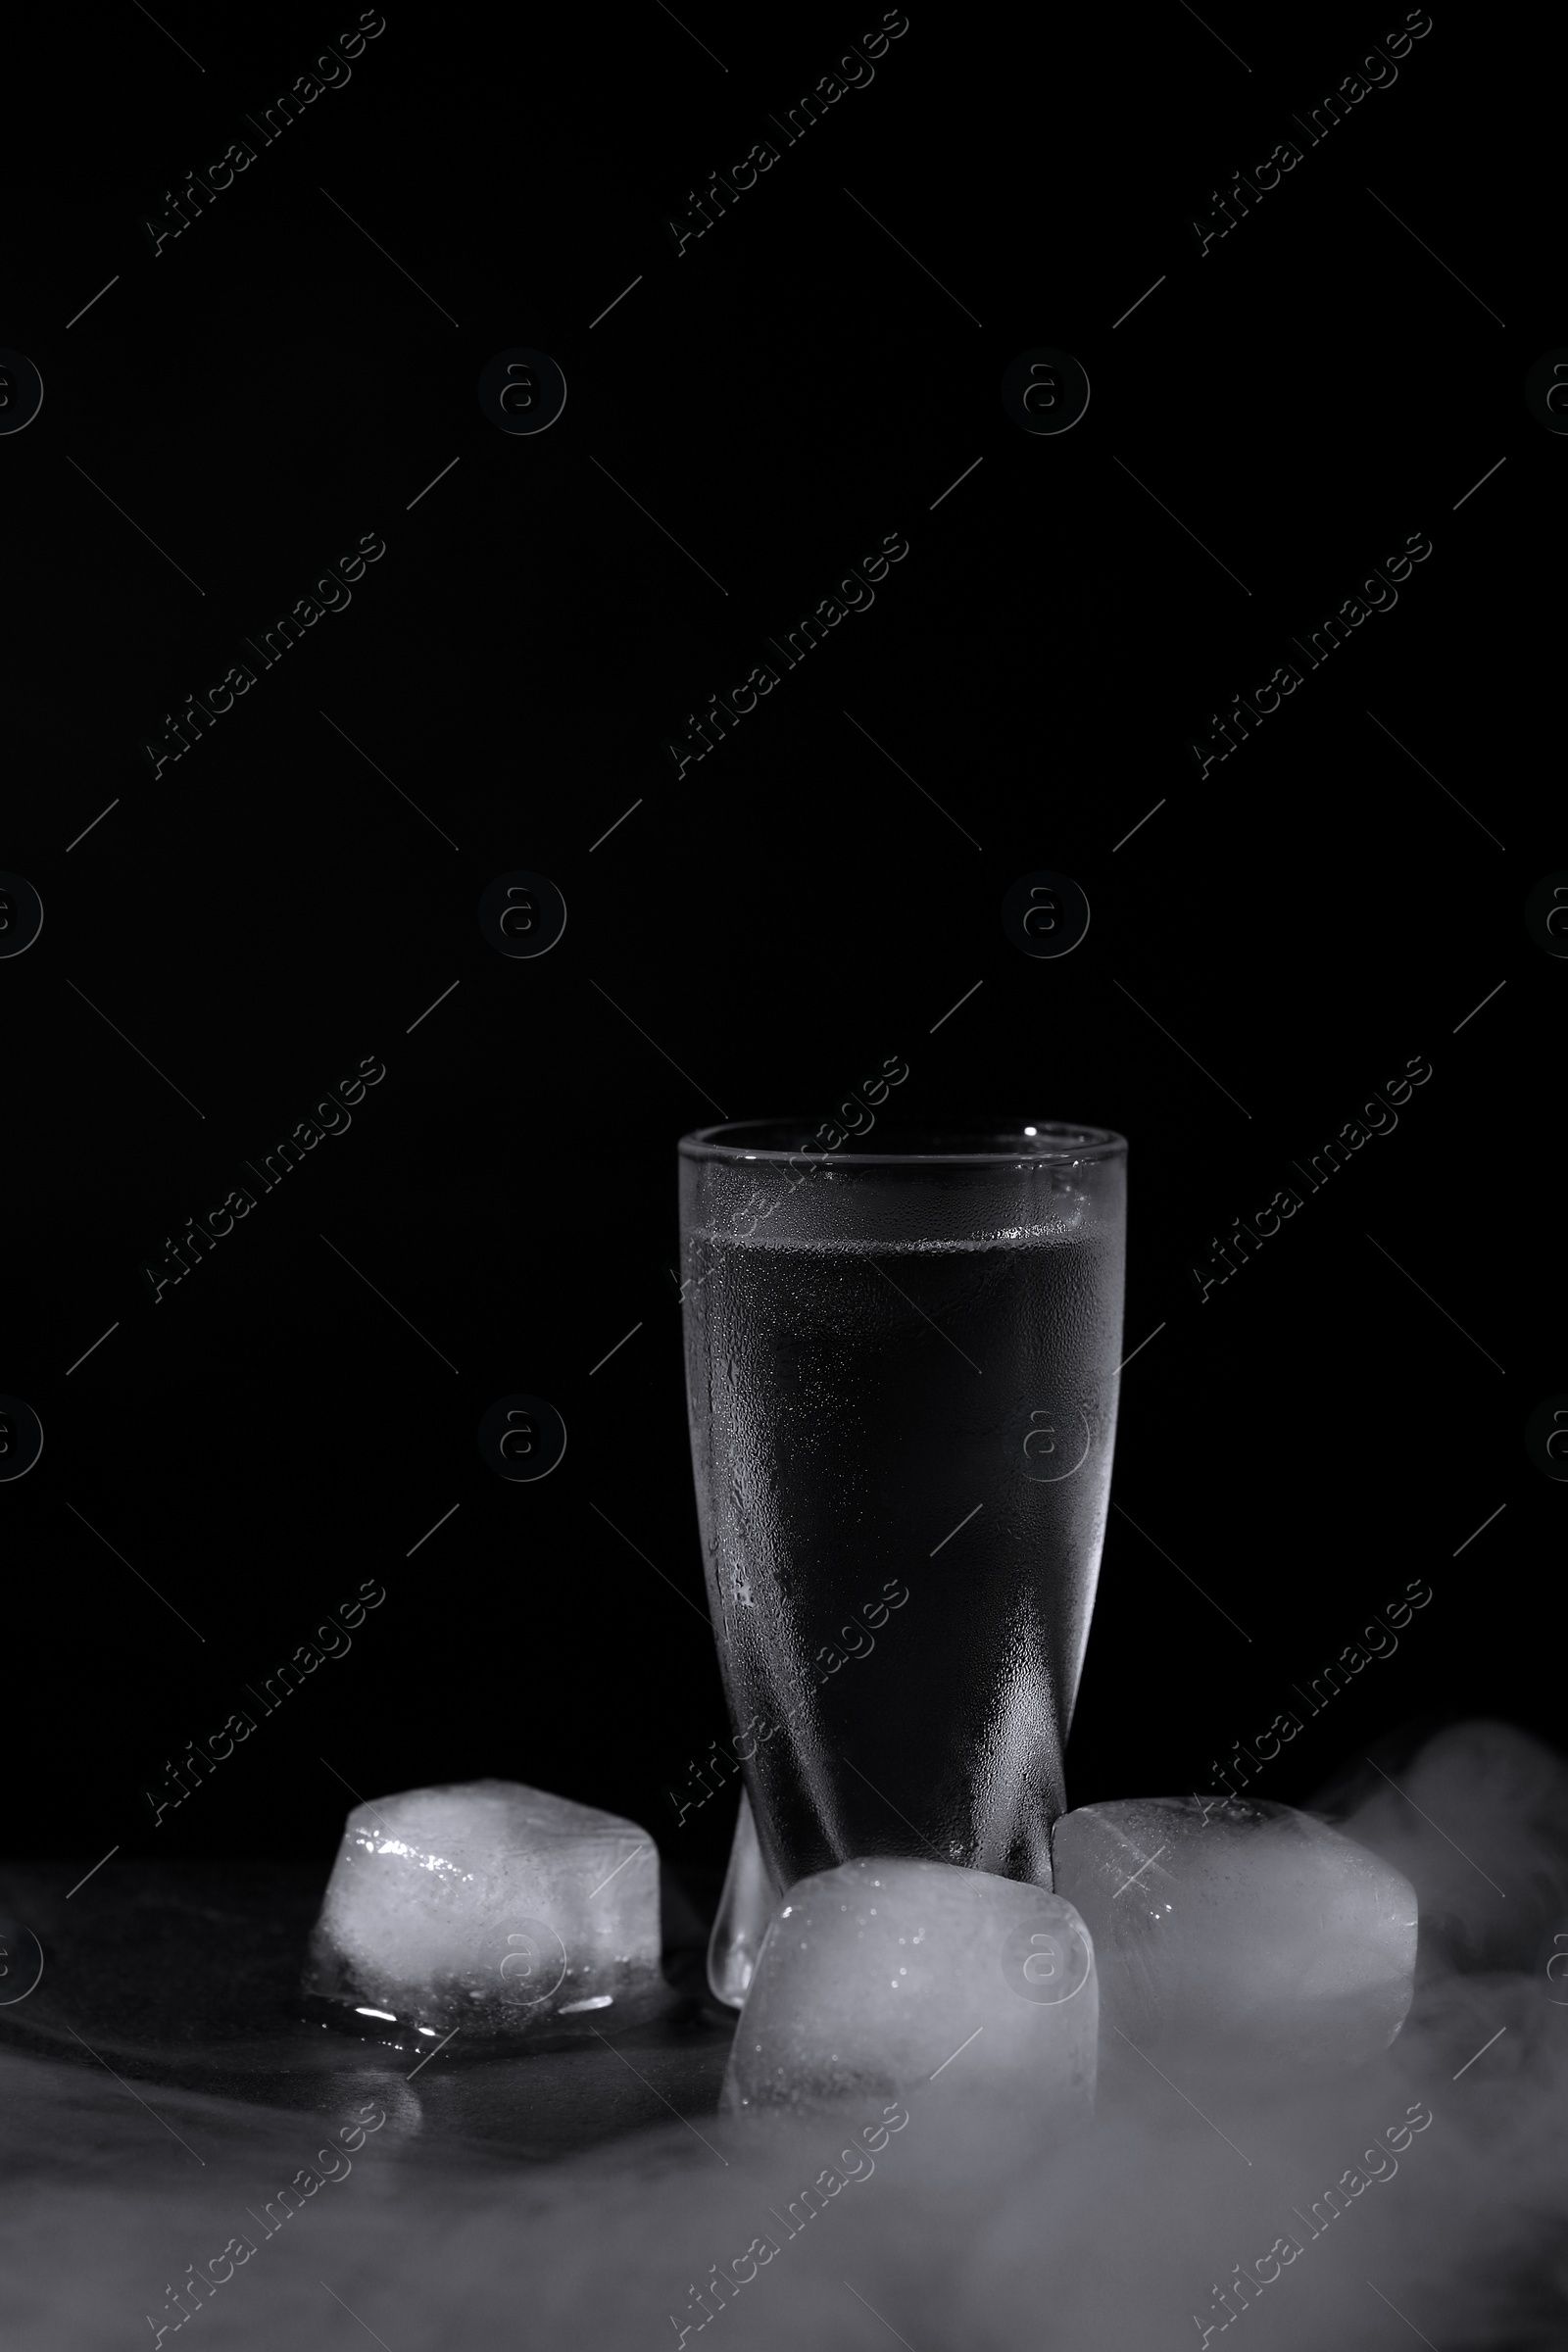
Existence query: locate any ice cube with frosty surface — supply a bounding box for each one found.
[1051,1794,1417,2069]
[303,1779,662,2036]
[724,1856,1096,2116]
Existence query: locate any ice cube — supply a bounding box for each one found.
[1051,1794,1416,2069]
[708,1789,778,2009]
[1311,1720,1568,1975]
[302,1779,662,2037]
[723,1856,1096,2116]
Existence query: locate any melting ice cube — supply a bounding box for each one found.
[723,1856,1096,2116]
[708,1788,777,2009]
[1051,1794,1416,2069]
[302,1779,662,2036]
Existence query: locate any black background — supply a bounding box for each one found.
[3,0,1552,1886]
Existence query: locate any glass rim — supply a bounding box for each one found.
[677,1116,1127,1168]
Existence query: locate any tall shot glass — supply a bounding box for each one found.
[677,1117,1127,1919]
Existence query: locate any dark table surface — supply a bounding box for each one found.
[0,1856,736,2160]
[0,1856,773,2351]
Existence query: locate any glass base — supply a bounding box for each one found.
[706,1789,777,2008]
